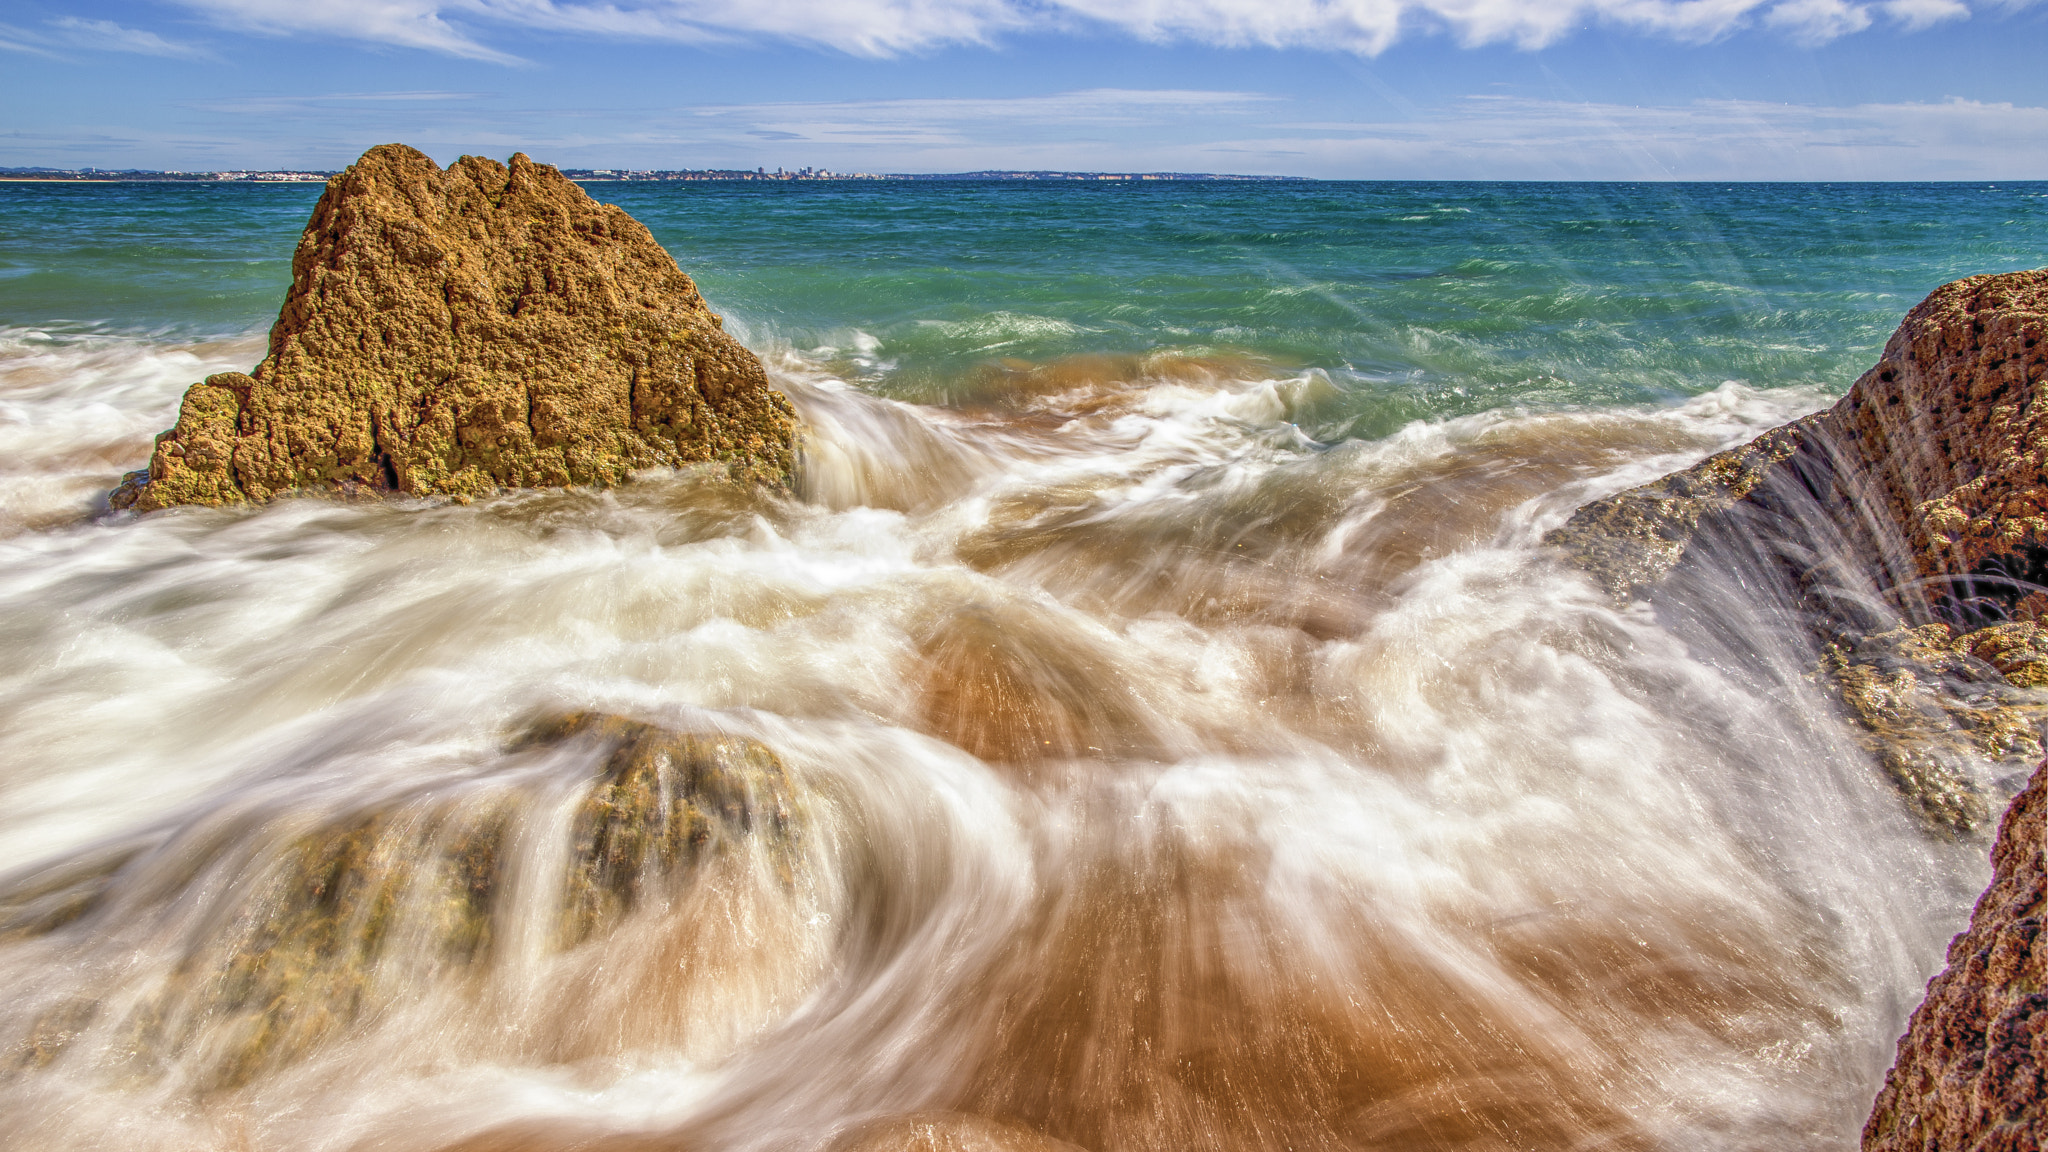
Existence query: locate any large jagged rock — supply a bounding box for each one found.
[1551,269,2048,604]
[1864,759,2046,1152]
[111,144,795,512]
[1550,271,2048,834]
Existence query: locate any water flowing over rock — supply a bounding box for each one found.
[1552,270,2048,835]
[1552,269,2048,607]
[1550,268,2048,1148]
[110,144,796,512]
[0,714,812,1092]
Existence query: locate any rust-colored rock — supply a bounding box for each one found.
[112,143,795,512]
[1550,271,2048,831]
[1551,269,2048,604]
[1864,759,2046,1151]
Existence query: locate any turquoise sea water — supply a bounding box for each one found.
[1,178,2046,1152]
[7,180,2047,426]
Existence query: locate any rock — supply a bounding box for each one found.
[1815,623,2044,835]
[110,144,795,512]
[1550,271,2048,830]
[0,713,803,1090]
[521,711,802,946]
[1551,269,2048,612]
[1863,759,2046,1151]
[1548,415,1822,601]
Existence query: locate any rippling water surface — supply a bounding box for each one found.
[2,178,2046,1151]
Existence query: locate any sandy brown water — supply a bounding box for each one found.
[0,337,2001,1152]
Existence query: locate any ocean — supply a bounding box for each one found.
[1,177,2044,1151]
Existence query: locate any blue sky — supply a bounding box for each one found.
[3,0,2046,178]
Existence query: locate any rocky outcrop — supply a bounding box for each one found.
[112,144,795,512]
[1551,270,2048,835]
[1864,759,2045,1152]
[1548,269,2048,1148]
[1553,269,2048,608]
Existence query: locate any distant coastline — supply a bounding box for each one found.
[0,165,1308,184]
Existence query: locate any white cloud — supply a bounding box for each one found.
[46,17,213,58]
[676,87,1276,149]
[1881,0,1970,26]
[177,0,521,62]
[1202,94,2048,178]
[167,0,2009,58]
[0,17,211,59]
[1762,0,1873,42]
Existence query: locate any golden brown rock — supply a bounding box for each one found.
[1551,269,2048,608]
[1864,759,2046,1152]
[112,144,795,512]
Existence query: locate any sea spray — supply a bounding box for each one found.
[0,350,1988,1150]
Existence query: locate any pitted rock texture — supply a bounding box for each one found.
[1551,271,2048,829]
[112,143,795,512]
[1864,759,2046,1152]
[1816,623,2046,835]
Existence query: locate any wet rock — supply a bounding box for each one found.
[1552,272,2048,831]
[1959,621,2048,688]
[1547,415,1821,600]
[526,711,802,945]
[0,714,803,1092]
[111,143,796,513]
[125,801,517,1091]
[1551,269,2048,611]
[1815,623,2047,834]
[1864,759,2047,1151]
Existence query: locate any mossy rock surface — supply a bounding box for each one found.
[113,144,796,512]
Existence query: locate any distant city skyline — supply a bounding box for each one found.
[2,0,2046,179]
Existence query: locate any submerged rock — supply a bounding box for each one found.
[1863,759,2046,1151]
[0,713,805,1091]
[111,144,796,512]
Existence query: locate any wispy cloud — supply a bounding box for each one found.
[175,0,522,62]
[191,90,495,114]
[167,0,1998,60]
[1205,95,2048,179]
[688,88,1277,143]
[0,17,212,59]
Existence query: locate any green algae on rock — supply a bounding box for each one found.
[110,144,796,513]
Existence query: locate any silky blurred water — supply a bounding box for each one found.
[0,176,2043,1152]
